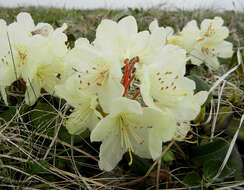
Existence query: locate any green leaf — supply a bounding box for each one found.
[0,106,16,122]
[188,74,210,93]
[56,158,66,169]
[194,105,206,123]
[190,138,229,166]
[162,147,175,165]
[0,104,29,124]
[203,159,231,181]
[228,145,244,180]
[184,171,202,187]
[215,106,233,132]
[228,88,241,105]
[29,102,57,129]
[27,160,49,175]
[191,138,244,181]
[229,51,244,77]
[58,126,71,143]
[225,118,244,141]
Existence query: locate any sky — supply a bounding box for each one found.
[0,0,243,12]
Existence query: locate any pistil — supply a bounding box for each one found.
[122,56,139,97]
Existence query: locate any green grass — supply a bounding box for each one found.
[1,6,244,190]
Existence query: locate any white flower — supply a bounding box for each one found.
[16,12,53,37]
[54,37,125,134]
[191,17,233,69]
[0,12,61,105]
[94,16,171,70]
[90,97,175,171]
[139,45,187,107]
[140,45,208,138]
[149,20,174,45]
[94,16,150,66]
[65,38,124,113]
[169,20,201,52]
[55,74,102,135]
[23,23,68,105]
[169,17,233,70]
[0,15,33,104]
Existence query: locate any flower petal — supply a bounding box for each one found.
[143,108,176,159]
[98,134,125,171]
[25,79,41,105]
[66,104,100,135]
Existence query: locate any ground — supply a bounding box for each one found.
[0,6,244,190]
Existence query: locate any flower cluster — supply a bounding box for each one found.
[0,13,233,171]
[0,12,68,105]
[168,17,233,70]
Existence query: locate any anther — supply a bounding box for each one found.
[197,38,205,42]
[124,58,129,64]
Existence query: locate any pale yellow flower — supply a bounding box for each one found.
[90,97,175,171]
[55,73,101,134]
[64,38,124,113]
[23,23,68,105]
[169,17,233,70]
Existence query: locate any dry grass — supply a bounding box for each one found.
[0,6,244,190]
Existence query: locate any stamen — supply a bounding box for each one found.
[197,37,205,42]
[127,56,139,78]
[128,150,133,166]
[119,115,146,167]
[122,59,129,86]
[132,90,140,99]
[123,74,135,97]
[122,57,139,97]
